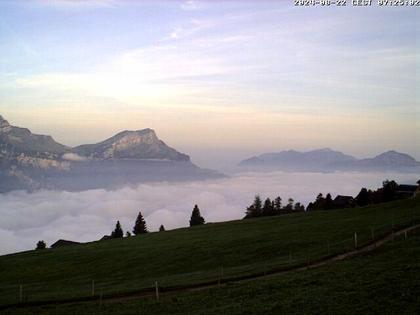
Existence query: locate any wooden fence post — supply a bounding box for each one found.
[218,266,224,286]
[354,232,358,248]
[155,281,159,300]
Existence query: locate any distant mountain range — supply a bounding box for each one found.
[239,148,420,172]
[0,115,222,193]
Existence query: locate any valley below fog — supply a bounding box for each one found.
[0,170,418,255]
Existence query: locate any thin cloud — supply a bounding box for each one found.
[181,0,203,11]
[11,6,417,111]
[35,0,117,9]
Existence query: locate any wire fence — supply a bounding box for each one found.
[0,214,419,308]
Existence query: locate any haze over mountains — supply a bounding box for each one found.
[239,148,420,172]
[0,115,222,193]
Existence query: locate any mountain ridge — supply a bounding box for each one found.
[73,129,190,161]
[0,116,189,162]
[0,115,221,192]
[0,115,69,156]
[239,148,420,172]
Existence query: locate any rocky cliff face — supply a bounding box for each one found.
[0,115,69,157]
[73,129,190,161]
[0,115,10,130]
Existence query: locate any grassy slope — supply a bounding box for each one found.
[0,197,419,306]
[5,233,420,315]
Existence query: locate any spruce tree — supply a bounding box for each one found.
[382,180,398,202]
[159,224,165,232]
[314,193,325,210]
[133,211,148,235]
[190,205,205,226]
[294,202,305,212]
[306,202,314,211]
[325,193,334,210]
[245,205,256,219]
[112,221,123,238]
[253,195,262,214]
[245,195,264,218]
[284,198,294,211]
[262,198,273,216]
[274,196,282,213]
[356,188,370,206]
[36,240,46,250]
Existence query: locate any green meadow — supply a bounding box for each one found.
[0,197,419,312]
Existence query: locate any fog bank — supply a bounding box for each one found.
[0,171,417,255]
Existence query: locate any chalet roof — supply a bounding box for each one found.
[333,195,354,202]
[50,239,80,248]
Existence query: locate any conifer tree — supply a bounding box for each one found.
[245,195,264,218]
[36,240,46,250]
[284,198,294,211]
[159,224,165,232]
[306,202,314,211]
[262,197,273,216]
[245,204,256,219]
[356,188,370,206]
[133,211,148,235]
[314,193,325,210]
[382,180,398,202]
[294,202,305,212]
[253,195,262,213]
[190,205,205,226]
[325,193,334,210]
[274,196,282,213]
[112,220,124,238]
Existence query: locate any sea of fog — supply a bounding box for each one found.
[0,171,418,255]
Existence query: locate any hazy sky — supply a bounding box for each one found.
[0,0,419,167]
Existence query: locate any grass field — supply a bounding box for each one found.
[4,232,420,315]
[0,197,419,308]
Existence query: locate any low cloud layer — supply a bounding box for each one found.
[0,171,418,255]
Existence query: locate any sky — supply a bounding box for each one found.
[1,171,418,255]
[0,0,419,168]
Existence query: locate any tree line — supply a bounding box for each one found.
[306,179,411,211]
[109,204,206,239]
[36,178,418,249]
[244,179,418,217]
[244,195,304,219]
[36,205,206,249]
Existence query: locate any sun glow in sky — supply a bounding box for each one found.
[0,0,419,167]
